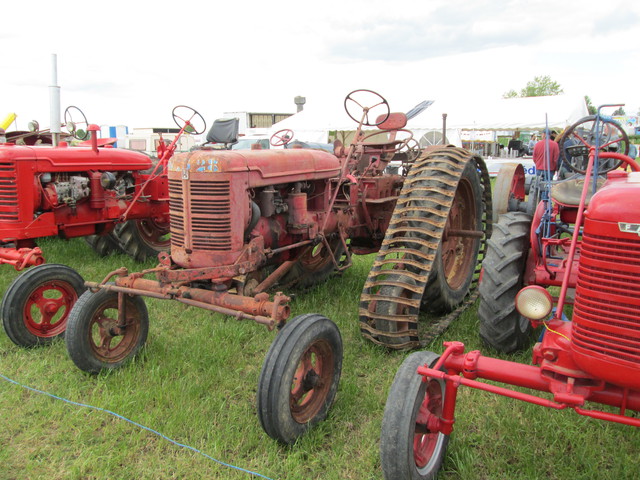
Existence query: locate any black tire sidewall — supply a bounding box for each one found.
[380,350,448,480]
[1,264,85,347]
[258,314,343,444]
[65,286,149,374]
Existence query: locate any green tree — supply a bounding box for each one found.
[584,96,596,115]
[503,75,564,98]
[612,107,626,116]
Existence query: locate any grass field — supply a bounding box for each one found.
[1,237,639,480]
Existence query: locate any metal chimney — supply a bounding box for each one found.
[294,96,306,113]
[49,54,61,146]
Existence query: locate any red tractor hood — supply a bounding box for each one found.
[169,148,342,187]
[588,171,640,226]
[0,143,152,172]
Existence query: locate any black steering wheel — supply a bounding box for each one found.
[270,129,295,147]
[558,115,629,174]
[64,106,89,140]
[172,105,206,135]
[344,89,390,126]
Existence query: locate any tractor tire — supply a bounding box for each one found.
[373,274,418,346]
[380,350,448,480]
[280,238,345,290]
[84,233,121,257]
[1,264,85,347]
[360,146,491,349]
[478,211,533,353]
[65,286,149,374]
[114,219,170,262]
[420,159,483,314]
[257,313,342,444]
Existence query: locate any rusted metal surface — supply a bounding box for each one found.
[86,271,291,330]
[359,146,492,349]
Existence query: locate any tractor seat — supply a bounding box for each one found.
[360,112,409,149]
[376,112,407,130]
[550,177,605,207]
[205,117,239,145]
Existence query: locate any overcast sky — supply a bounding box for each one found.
[2,0,638,130]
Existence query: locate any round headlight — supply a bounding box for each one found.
[515,286,553,320]
[100,172,117,189]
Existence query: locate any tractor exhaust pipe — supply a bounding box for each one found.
[49,54,61,147]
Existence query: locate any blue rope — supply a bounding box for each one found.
[0,372,275,480]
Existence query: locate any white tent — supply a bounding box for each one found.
[268,94,588,147]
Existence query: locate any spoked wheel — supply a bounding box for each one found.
[478,212,534,352]
[64,105,90,140]
[258,314,343,444]
[558,115,629,175]
[1,264,85,347]
[380,351,449,480]
[344,89,390,126]
[372,274,418,346]
[114,219,170,262]
[421,159,483,313]
[280,238,345,289]
[172,105,206,135]
[65,287,149,374]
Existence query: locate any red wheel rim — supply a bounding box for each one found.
[441,178,478,290]
[87,298,143,363]
[136,219,170,249]
[24,281,79,338]
[290,339,334,423]
[414,379,444,469]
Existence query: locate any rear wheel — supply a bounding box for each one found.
[1,264,85,347]
[84,233,121,257]
[380,351,449,480]
[492,163,525,220]
[257,314,342,444]
[373,274,418,346]
[478,211,533,352]
[115,219,170,262]
[65,287,149,374]
[280,239,344,289]
[421,159,483,313]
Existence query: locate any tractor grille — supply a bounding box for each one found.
[168,179,232,251]
[0,161,19,221]
[572,232,640,366]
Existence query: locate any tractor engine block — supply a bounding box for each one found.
[167,148,341,273]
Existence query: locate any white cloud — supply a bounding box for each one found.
[2,0,639,130]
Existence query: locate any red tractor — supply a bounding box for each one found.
[379,109,639,479]
[60,90,491,444]
[0,106,206,347]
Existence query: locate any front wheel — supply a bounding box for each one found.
[1,264,85,347]
[65,287,149,374]
[257,314,343,444]
[380,351,449,480]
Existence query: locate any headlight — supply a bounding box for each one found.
[515,286,553,320]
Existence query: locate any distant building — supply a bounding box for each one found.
[122,127,197,158]
[220,111,293,136]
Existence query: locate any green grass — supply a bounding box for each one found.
[1,237,639,479]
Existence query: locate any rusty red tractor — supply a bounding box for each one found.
[0,106,205,347]
[380,108,639,479]
[60,90,491,444]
